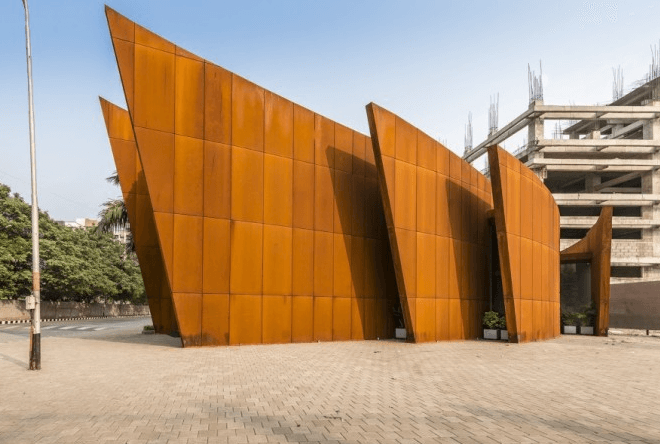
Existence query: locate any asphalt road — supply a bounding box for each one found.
[0,316,152,340]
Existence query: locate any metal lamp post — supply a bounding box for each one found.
[22,0,41,371]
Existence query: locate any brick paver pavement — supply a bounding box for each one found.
[1,329,659,444]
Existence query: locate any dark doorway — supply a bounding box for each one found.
[488,220,505,314]
[560,262,592,313]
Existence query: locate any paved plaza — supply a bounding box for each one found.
[1,321,660,444]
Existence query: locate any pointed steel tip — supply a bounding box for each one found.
[104,5,123,20]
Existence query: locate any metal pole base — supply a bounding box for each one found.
[29,332,40,370]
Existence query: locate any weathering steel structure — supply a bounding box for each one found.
[100,99,177,335]
[488,146,561,342]
[366,103,494,342]
[105,7,399,347]
[560,206,613,336]
[103,7,610,346]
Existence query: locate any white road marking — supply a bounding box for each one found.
[41,326,57,329]
[77,327,94,330]
[59,326,76,330]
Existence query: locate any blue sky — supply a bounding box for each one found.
[1,0,658,220]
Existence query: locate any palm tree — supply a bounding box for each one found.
[97,172,134,252]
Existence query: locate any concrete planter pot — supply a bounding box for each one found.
[483,329,499,340]
[563,325,577,334]
[500,329,508,341]
[395,328,406,339]
[579,326,594,335]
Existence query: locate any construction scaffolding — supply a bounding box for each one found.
[464,54,660,284]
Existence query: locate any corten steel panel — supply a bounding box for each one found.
[332,297,352,340]
[172,293,202,346]
[204,64,232,145]
[291,295,314,342]
[232,75,265,152]
[351,298,365,340]
[231,146,264,223]
[175,55,204,138]
[229,294,262,345]
[263,225,293,295]
[173,135,204,216]
[264,154,293,227]
[262,295,292,344]
[173,214,203,294]
[106,7,397,346]
[292,160,314,229]
[202,218,230,294]
[99,99,176,336]
[201,293,229,345]
[293,105,315,163]
[487,145,561,343]
[366,103,493,343]
[230,221,263,295]
[265,92,293,158]
[203,141,230,219]
[560,207,613,336]
[292,228,314,296]
[333,234,352,298]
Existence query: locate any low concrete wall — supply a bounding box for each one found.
[610,281,660,330]
[0,300,150,321]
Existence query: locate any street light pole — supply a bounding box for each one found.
[22,0,41,371]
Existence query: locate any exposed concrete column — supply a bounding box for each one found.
[528,103,545,181]
[527,118,544,148]
[584,174,601,192]
[641,101,660,270]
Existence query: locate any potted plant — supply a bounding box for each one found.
[578,303,595,335]
[393,305,406,339]
[499,316,508,341]
[561,311,578,334]
[483,311,507,340]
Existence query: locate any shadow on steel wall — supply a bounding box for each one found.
[327,147,400,338]
[444,176,492,340]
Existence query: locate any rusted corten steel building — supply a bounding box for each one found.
[488,146,561,342]
[366,104,494,342]
[102,7,611,346]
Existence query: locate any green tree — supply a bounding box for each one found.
[0,185,32,299]
[96,172,133,252]
[0,182,145,303]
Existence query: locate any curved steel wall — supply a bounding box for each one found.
[487,145,561,343]
[105,7,398,346]
[561,207,612,336]
[100,98,176,335]
[367,103,493,342]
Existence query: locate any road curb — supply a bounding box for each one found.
[0,315,150,325]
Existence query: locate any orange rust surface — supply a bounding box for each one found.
[99,98,177,335]
[366,103,493,342]
[487,145,561,343]
[105,7,397,347]
[561,207,612,336]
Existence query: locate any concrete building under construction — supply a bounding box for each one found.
[465,63,660,284]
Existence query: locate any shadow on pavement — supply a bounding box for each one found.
[77,331,182,348]
[0,353,27,369]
